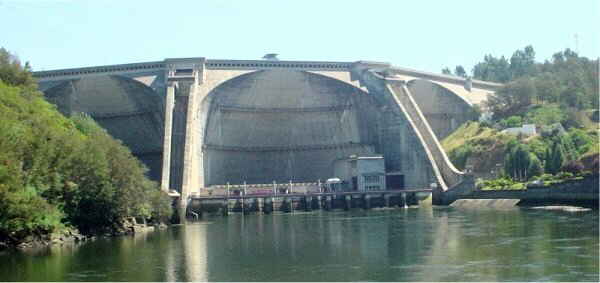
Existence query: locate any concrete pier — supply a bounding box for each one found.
[400,192,408,208]
[324,196,332,211]
[314,196,322,210]
[344,195,352,210]
[185,189,432,216]
[384,194,391,208]
[222,200,229,216]
[304,196,312,211]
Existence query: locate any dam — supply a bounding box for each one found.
[33,58,501,210]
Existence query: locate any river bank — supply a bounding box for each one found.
[0,218,168,251]
[440,174,599,207]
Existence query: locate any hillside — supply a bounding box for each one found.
[0,48,171,249]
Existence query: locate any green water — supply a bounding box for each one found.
[1,207,598,281]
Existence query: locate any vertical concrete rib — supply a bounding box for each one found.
[160,81,176,192]
[180,80,198,203]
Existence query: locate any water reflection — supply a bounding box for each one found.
[0,207,598,282]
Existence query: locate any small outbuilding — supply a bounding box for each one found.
[333,155,386,191]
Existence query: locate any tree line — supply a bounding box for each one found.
[0,48,172,247]
[443,46,598,182]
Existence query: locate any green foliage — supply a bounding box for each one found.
[454,65,467,78]
[568,128,593,155]
[479,177,526,190]
[448,144,473,170]
[0,48,35,87]
[500,116,523,128]
[0,48,171,243]
[473,54,511,83]
[524,104,566,126]
[471,46,598,122]
[503,143,542,181]
[488,78,536,119]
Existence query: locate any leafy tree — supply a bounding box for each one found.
[528,154,543,178]
[509,45,537,79]
[504,143,535,181]
[0,48,171,244]
[473,54,511,82]
[560,160,584,175]
[454,65,467,78]
[525,104,565,126]
[442,67,452,75]
[568,128,593,155]
[546,141,565,174]
[0,48,35,87]
[501,116,523,128]
[487,77,536,119]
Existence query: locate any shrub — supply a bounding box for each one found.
[560,160,584,175]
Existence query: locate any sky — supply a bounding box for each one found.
[1,0,598,74]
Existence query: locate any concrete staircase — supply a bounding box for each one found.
[355,68,466,192]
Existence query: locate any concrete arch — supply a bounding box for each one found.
[42,75,165,180]
[406,79,477,139]
[197,69,381,185]
[197,69,377,146]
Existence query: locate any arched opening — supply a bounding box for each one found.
[43,75,165,180]
[407,79,476,139]
[200,70,382,185]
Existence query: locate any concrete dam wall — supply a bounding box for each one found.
[33,58,500,204]
[202,70,380,185]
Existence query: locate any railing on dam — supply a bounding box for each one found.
[203,142,372,152]
[190,188,432,201]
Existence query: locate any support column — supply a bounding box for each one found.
[180,80,199,206]
[262,198,271,214]
[344,195,352,210]
[222,199,229,216]
[255,198,263,213]
[325,196,332,210]
[304,196,312,211]
[364,194,371,209]
[400,192,408,208]
[160,81,176,193]
[384,194,391,208]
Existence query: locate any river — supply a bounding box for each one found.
[1,206,598,281]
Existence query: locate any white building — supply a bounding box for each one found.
[501,124,537,136]
[333,156,386,191]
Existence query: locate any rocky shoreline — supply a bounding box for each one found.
[0,218,169,251]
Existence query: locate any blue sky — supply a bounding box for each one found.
[1,0,598,74]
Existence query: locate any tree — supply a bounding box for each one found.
[546,141,565,174]
[454,65,467,78]
[504,143,535,181]
[487,77,536,119]
[0,48,35,87]
[560,160,584,175]
[528,154,543,178]
[442,67,452,75]
[501,116,522,128]
[473,54,511,83]
[509,45,537,79]
[525,105,565,126]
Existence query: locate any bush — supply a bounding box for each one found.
[525,104,566,126]
[560,160,584,175]
[501,116,523,128]
[449,144,473,170]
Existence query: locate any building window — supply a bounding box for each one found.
[365,185,380,191]
[364,175,380,184]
